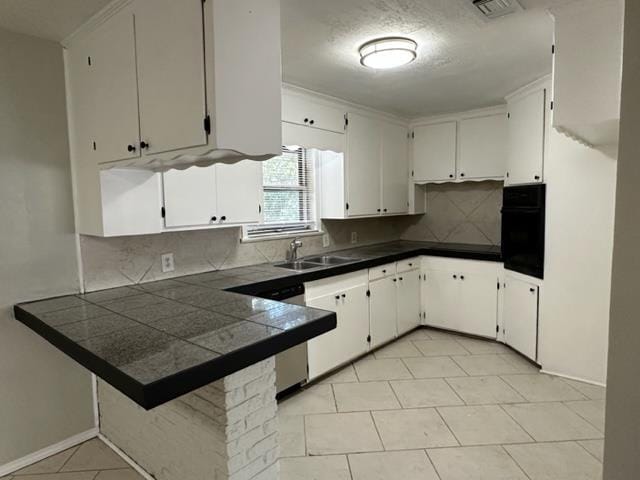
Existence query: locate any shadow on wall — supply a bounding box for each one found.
[400,180,503,245]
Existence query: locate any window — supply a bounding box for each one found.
[246,146,317,238]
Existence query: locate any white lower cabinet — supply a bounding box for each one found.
[305,271,370,380]
[396,265,422,335]
[369,273,398,349]
[421,257,499,338]
[503,274,539,361]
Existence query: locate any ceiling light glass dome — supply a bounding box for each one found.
[359,37,418,69]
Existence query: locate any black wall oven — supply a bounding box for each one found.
[502,184,546,279]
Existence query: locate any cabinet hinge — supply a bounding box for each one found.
[496,324,500,333]
[506,171,510,178]
[346,203,349,211]
[367,334,371,343]
[550,101,554,111]
[258,204,262,214]
[497,282,500,290]
[411,131,415,139]
[411,170,414,177]
[344,113,349,129]
[366,289,370,297]
[161,206,166,218]
[204,115,211,135]
[552,44,555,54]
[92,141,97,151]
[87,56,92,66]
[507,112,511,119]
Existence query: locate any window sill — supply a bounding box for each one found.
[240,229,324,244]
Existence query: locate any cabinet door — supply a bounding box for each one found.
[503,276,539,361]
[162,167,216,228]
[507,89,546,185]
[381,122,409,215]
[282,94,346,133]
[215,160,263,225]
[88,6,140,163]
[341,283,372,360]
[412,122,457,182]
[134,0,208,155]
[424,270,461,330]
[306,293,343,380]
[369,276,398,348]
[346,112,381,217]
[458,114,507,180]
[397,269,421,335]
[458,272,498,338]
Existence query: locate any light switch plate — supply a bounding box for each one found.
[351,232,358,244]
[322,234,330,248]
[161,253,175,273]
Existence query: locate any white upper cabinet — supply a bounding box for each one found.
[458,114,507,180]
[163,167,217,229]
[506,85,547,186]
[551,0,623,147]
[86,6,141,163]
[412,122,457,182]
[215,161,263,225]
[381,122,409,215]
[346,112,382,217]
[162,161,262,229]
[134,0,208,156]
[282,93,346,134]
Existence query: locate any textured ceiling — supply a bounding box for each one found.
[0,0,111,42]
[282,0,575,118]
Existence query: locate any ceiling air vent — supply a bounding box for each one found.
[472,0,523,19]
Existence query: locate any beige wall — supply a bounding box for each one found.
[401,181,502,246]
[539,129,617,385]
[80,216,409,291]
[0,28,94,466]
[604,1,640,477]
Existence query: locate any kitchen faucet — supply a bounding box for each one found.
[286,237,303,262]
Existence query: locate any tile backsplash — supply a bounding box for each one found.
[79,181,502,292]
[80,216,408,292]
[400,181,503,246]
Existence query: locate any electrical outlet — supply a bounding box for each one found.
[322,234,330,248]
[161,253,175,273]
[351,232,358,244]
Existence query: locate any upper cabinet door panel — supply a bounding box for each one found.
[282,94,346,134]
[381,121,409,215]
[163,166,217,228]
[215,160,263,225]
[412,122,457,182]
[88,7,140,163]
[507,89,546,185]
[134,0,208,155]
[346,112,381,217]
[458,114,507,180]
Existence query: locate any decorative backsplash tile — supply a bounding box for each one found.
[400,181,503,246]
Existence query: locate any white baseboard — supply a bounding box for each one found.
[541,369,607,388]
[0,427,98,477]
[98,433,154,480]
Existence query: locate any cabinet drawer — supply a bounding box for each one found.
[369,263,396,281]
[421,256,500,276]
[397,258,420,273]
[283,93,346,134]
[305,270,368,301]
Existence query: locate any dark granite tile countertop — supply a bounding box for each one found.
[14,240,500,409]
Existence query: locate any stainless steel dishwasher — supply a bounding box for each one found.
[258,284,308,396]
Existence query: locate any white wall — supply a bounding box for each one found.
[0,28,94,466]
[604,1,640,477]
[539,128,617,385]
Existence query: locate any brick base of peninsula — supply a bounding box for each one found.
[98,358,279,480]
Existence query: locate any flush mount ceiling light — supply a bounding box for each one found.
[359,37,418,69]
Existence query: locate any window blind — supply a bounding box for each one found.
[247,147,316,237]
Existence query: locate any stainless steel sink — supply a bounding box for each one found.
[302,255,355,265]
[274,261,324,271]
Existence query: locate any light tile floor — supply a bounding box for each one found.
[278,327,606,480]
[3,328,605,480]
